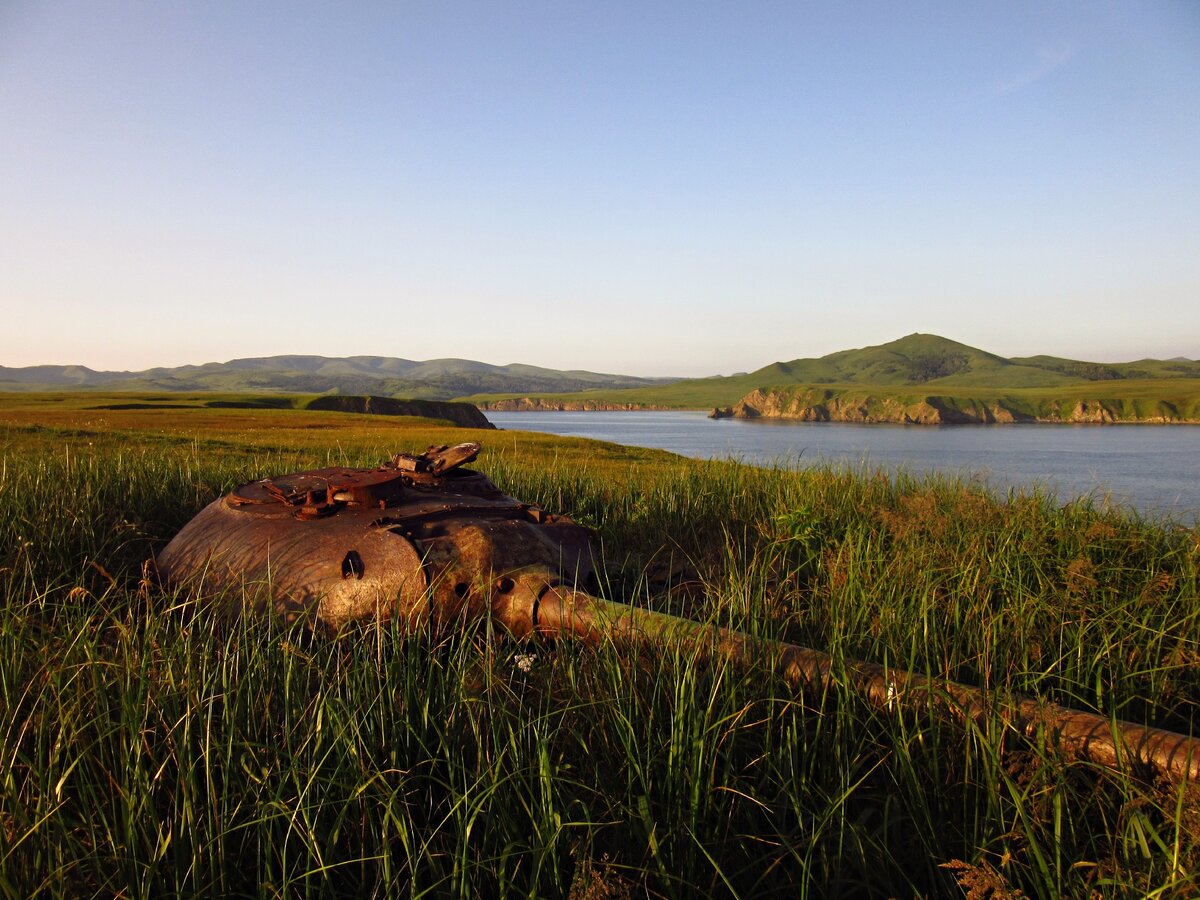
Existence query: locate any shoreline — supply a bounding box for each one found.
[484,405,1200,425]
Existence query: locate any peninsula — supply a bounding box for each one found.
[470,334,1200,425]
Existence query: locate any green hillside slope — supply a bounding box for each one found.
[466,334,1200,420]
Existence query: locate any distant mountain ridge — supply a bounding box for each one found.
[6,336,1198,411]
[0,355,678,400]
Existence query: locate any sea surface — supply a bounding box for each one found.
[486,410,1200,524]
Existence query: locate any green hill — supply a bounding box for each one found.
[715,333,1199,394]
[466,334,1200,418]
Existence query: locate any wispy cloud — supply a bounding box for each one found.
[994,42,1075,96]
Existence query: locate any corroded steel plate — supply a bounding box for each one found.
[157,443,596,628]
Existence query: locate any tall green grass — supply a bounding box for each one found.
[2,435,1199,896]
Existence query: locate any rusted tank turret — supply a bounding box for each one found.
[157,442,596,629]
[158,442,1200,783]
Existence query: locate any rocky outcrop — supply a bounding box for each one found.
[729,389,954,424]
[725,388,1197,425]
[1066,400,1115,424]
[478,398,667,412]
[306,395,494,428]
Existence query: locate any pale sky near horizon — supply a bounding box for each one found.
[1,1,1198,377]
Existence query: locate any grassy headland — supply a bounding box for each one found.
[465,334,1200,423]
[1,396,1199,896]
[718,380,1200,424]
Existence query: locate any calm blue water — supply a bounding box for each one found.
[487,411,1200,523]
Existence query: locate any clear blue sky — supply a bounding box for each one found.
[1,1,1197,376]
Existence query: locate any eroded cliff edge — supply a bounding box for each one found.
[723,388,1200,425]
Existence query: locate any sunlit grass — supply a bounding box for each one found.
[1,400,1198,896]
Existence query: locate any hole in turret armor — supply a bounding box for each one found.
[341,550,365,580]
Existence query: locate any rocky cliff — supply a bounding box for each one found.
[727,388,1199,425]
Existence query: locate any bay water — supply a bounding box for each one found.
[486,410,1200,524]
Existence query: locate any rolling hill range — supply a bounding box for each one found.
[6,335,1199,424]
[469,334,1200,424]
[0,355,678,401]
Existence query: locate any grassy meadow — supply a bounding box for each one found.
[2,393,1199,897]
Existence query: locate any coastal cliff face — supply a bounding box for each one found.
[727,388,1197,425]
[478,398,666,412]
[729,389,1020,424]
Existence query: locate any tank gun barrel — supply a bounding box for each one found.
[489,573,1200,784]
